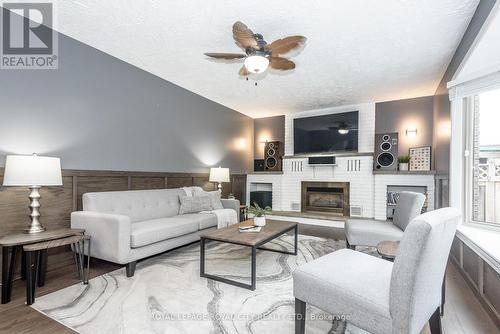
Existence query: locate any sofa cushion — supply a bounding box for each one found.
[293,249,393,334]
[130,217,199,248]
[83,189,183,223]
[345,219,404,247]
[130,213,217,248]
[177,213,217,230]
[179,194,213,214]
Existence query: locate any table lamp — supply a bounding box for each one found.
[2,154,62,233]
[209,167,230,191]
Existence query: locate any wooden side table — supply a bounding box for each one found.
[0,228,85,304]
[377,240,399,261]
[377,240,447,316]
[239,205,248,222]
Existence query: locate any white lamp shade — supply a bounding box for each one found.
[244,55,269,73]
[209,167,230,183]
[3,155,62,186]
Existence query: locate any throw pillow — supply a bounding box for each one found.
[179,194,213,214]
[205,190,223,210]
[181,186,204,197]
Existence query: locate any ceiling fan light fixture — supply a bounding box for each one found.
[244,55,269,73]
[338,128,350,135]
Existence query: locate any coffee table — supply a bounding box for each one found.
[200,219,298,290]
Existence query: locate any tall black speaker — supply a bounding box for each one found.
[374,133,398,171]
[264,141,283,171]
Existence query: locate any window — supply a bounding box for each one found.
[468,88,500,226]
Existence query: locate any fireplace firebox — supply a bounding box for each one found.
[301,182,350,216]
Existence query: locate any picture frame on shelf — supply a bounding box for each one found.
[409,146,431,171]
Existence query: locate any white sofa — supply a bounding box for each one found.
[71,188,239,277]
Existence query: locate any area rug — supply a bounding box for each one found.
[32,235,375,334]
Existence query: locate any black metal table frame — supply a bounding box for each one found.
[200,224,298,291]
[1,246,48,304]
[24,238,91,305]
[2,238,91,305]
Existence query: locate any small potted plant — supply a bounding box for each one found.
[398,155,410,171]
[248,202,272,227]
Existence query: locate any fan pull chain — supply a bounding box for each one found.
[245,76,257,86]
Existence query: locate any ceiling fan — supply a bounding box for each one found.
[204,21,306,76]
[328,123,357,135]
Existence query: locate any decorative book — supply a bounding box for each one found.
[239,226,262,233]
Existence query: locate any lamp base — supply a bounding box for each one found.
[24,186,46,234]
[24,225,46,234]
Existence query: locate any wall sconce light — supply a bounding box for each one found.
[439,121,451,138]
[234,138,247,150]
[406,126,417,137]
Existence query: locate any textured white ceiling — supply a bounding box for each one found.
[13,0,480,117]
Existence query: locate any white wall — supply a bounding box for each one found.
[0,26,254,174]
[284,103,376,156]
[455,4,500,82]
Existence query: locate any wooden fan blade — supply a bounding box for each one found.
[269,57,295,70]
[239,66,250,76]
[267,36,306,56]
[204,52,246,59]
[233,21,258,50]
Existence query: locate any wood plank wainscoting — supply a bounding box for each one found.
[450,236,500,327]
[0,168,246,282]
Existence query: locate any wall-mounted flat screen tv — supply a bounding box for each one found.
[293,111,359,154]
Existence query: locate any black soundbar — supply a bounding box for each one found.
[308,156,336,165]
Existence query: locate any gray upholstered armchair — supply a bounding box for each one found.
[345,191,426,248]
[293,207,460,334]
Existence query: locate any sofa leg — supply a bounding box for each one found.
[346,238,355,250]
[126,261,136,277]
[295,298,306,334]
[429,307,442,334]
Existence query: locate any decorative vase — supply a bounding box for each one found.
[399,163,409,171]
[254,216,266,227]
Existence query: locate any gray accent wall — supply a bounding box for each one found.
[375,96,434,158]
[0,27,253,173]
[433,0,497,174]
[254,116,285,160]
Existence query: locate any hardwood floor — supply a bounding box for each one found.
[441,263,500,334]
[0,252,119,334]
[0,224,497,334]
